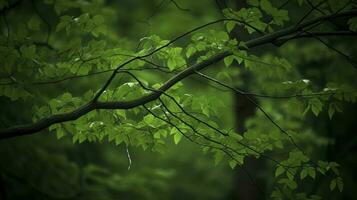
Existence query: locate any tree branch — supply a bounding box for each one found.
[274,31,357,45]
[1,9,356,140]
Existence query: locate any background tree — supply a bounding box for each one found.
[0,0,356,199]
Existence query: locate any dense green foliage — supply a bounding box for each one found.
[0,0,357,199]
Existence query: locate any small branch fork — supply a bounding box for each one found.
[125,70,311,176]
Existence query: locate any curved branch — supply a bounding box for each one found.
[194,71,304,151]
[92,17,270,101]
[169,0,190,12]
[302,30,357,69]
[1,9,357,140]
[274,31,357,45]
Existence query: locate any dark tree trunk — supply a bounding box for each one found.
[225,1,265,199]
[226,71,264,200]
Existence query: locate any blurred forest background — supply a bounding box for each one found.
[0,0,356,199]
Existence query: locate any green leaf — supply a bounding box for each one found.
[61,92,72,102]
[260,0,272,11]
[108,130,116,142]
[230,132,243,141]
[348,17,357,32]
[56,15,72,33]
[115,134,124,145]
[229,160,237,169]
[154,132,161,139]
[329,176,343,192]
[317,160,328,175]
[260,0,289,26]
[329,162,340,175]
[328,103,335,119]
[143,114,164,128]
[174,133,182,144]
[337,177,343,192]
[271,190,283,199]
[226,21,235,33]
[278,178,297,189]
[166,47,186,71]
[307,167,316,179]
[167,58,176,71]
[275,166,284,177]
[223,8,266,34]
[78,134,86,143]
[330,178,337,191]
[286,170,295,180]
[233,50,247,64]
[300,168,308,180]
[56,129,65,139]
[154,129,167,139]
[289,151,309,164]
[217,71,232,84]
[216,31,229,41]
[186,46,196,58]
[309,98,323,116]
[175,57,186,68]
[224,55,234,67]
[201,105,210,117]
[170,127,179,135]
